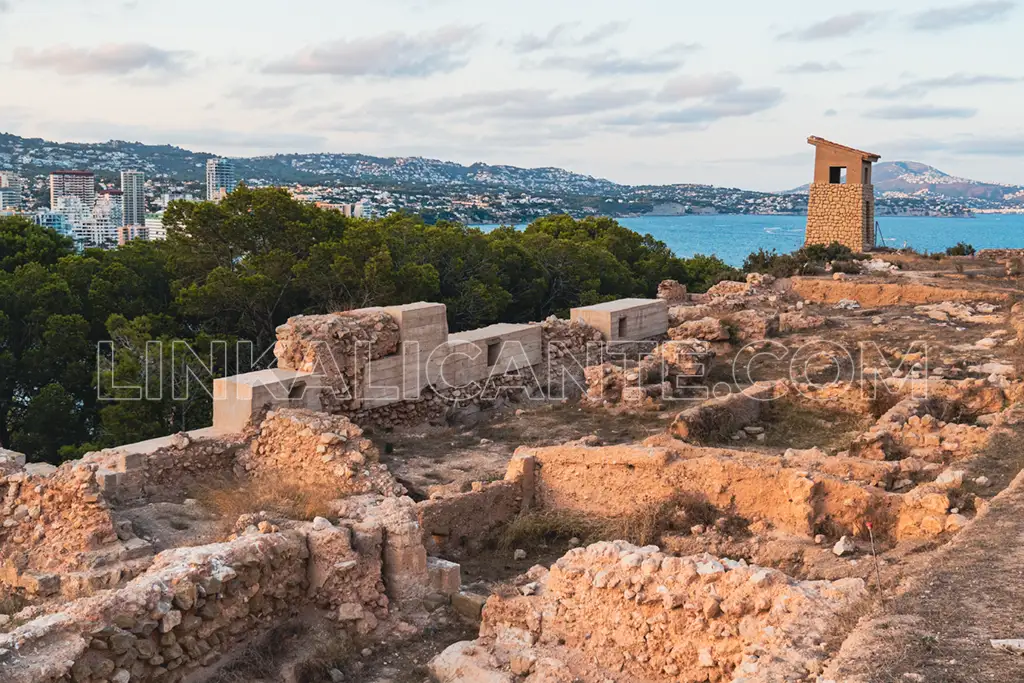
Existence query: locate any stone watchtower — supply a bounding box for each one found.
[804,136,881,253]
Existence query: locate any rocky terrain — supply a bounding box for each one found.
[5,248,1024,682]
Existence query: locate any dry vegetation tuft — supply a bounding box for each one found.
[192,476,338,522]
[208,623,311,683]
[762,399,870,451]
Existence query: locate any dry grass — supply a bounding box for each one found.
[294,629,355,683]
[499,493,730,550]
[192,475,338,522]
[208,622,310,683]
[761,398,870,451]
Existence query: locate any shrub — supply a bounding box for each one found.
[742,248,800,278]
[830,259,862,275]
[946,242,975,256]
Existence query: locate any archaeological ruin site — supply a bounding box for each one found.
[7,245,1024,682]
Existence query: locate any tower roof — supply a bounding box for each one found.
[807,136,881,162]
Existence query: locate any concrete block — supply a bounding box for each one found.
[95,469,119,493]
[213,369,318,433]
[117,451,146,472]
[451,591,488,621]
[427,557,461,595]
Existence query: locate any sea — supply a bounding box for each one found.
[476,214,1024,267]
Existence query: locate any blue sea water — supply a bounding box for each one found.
[478,214,1024,267]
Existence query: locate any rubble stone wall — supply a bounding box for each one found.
[670,382,776,442]
[518,443,948,541]
[477,542,866,683]
[271,303,616,429]
[80,431,248,504]
[1,462,120,578]
[0,532,313,683]
[242,408,403,497]
[416,456,533,555]
[791,278,1012,306]
[275,308,402,412]
[805,182,874,253]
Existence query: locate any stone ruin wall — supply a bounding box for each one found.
[805,182,874,253]
[81,431,249,505]
[790,276,1012,306]
[514,438,967,543]
[0,419,440,682]
[270,302,645,431]
[439,542,866,683]
[1,459,124,593]
[0,526,380,683]
[273,308,402,413]
[240,408,404,497]
[416,455,534,556]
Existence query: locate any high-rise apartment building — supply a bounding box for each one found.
[0,188,20,210]
[120,170,146,227]
[50,170,96,210]
[145,214,167,241]
[206,158,235,201]
[0,171,23,209]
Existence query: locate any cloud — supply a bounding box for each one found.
[13,43,189,75]
[227,85,302,109]
[824,108,839,117]
[513,23,577,53]
[513,20,629,53]
[865,104,978,119]
[539,50,683,76]
[887,134,1024,157]
[780,61,846,74]
[0,1,10,12]
[658,73,744,101]
[265,25,476,77]
[579,21,630,45]
[612,83,784,127]
[909,0,1015,31]
[864,72,1022,98]
[319,87,651,131]
[778,12,881,40]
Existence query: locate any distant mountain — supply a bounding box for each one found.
[788,161,1024,204]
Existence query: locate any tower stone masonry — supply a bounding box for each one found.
[804,136,880,253]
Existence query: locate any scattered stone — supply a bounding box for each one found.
[452,591,489,621]
[992,639,1024,655]
[833,536,855,557]
[514,548,527,561]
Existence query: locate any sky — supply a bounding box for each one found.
[0,0,1020,191]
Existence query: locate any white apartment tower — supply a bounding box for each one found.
[206,158,235,201]
[120,170,146,227]
[0,171,23,209]
[50,170,96,210]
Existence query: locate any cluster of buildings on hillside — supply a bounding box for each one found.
[0,159,236,249]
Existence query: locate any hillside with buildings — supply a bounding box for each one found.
[791,160,1024,209]
[0,132,1005,249]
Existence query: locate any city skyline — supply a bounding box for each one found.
[0,0,1020,191]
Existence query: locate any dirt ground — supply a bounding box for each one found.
[828,426,1024,682]
[373,403,674,498]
